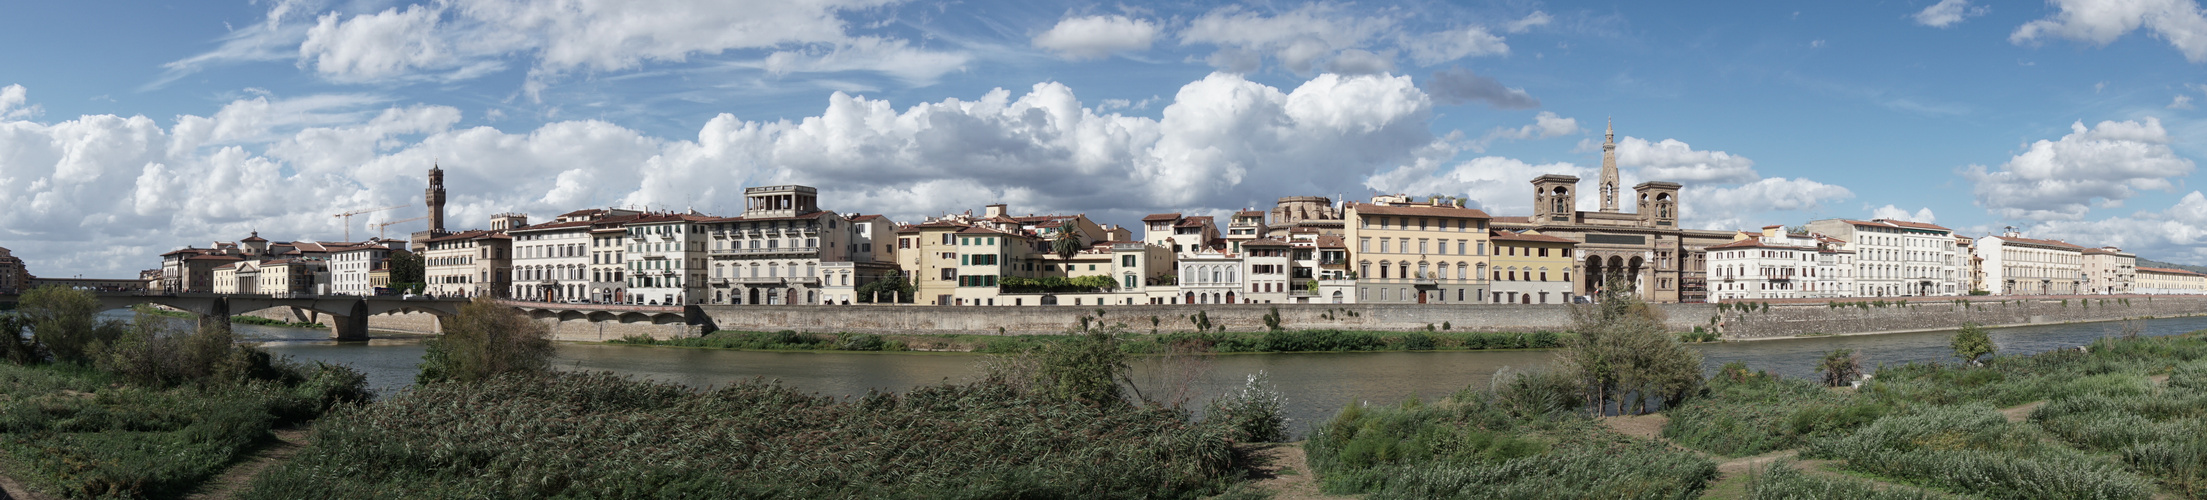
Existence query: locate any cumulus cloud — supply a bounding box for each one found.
[1915,0,1989,28]
[1686,178,1856,231]
[0,84,38,120]
[0,73,1440,276]
[1180,4,1515,74]
[1871,204,1938,222]
[2031,191,2207,264]
[1963,117,2195,220]
[1032,15,1162,60]
[1614,136,1761,184]
[1423,67,1538,108]
[1364,155,1592,215]
[1470,111,1578,152]
[168,0,963,93]
[2010,0,2207,62]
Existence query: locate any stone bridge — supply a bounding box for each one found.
[81,293,473,340]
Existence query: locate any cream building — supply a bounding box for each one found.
[257,259,327,296]
[1494,122,1730,303]
[1346,195,1493,304]
[511,209,639,303]
[1241,238,1294,304]
[589,215,637,303]
[624,213,714,306]
[1707,227,1849,301]
[704,186,866,306]
[2136,267,2207,294]
[1803,219,1961,297]
[1973,231,2085,295]
[330,240,405,296]
[422,215,519,299]
[1488,229,1576,304]
[2081,247,2137,295]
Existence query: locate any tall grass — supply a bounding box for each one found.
[1662,369,1889,457]
[1744,460,1960,499]
[238,372,1245,499]
[1802,404,2154,499]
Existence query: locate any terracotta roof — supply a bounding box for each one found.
[1175,216,1214,228]
[1315,235,1346,248]
[558,208,603,218]
[849,214,886,222]
[956,226,1033,238]
[1243,238,1291,247]
[512,219,599,232]
[1351,202,1493,219]
[1490,230,1575,244]
[2083,248,2117,255]
[1877,219,1953,232]
[186,255,244,262]
[914,221,966,229]
[2139,267,2204,276]
[241,233,267,243]
[426,230,496,243]
[1993,235,2083,250]
[214,262,240,270]
[1141,213,1182,222]
[629,213,719,224]
[1234,210,1266,218]
[1490,216,1532,224]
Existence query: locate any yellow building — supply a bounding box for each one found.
[1345,195,1493,304]
[2137,267,2207,294]
[1488,230,1578,304]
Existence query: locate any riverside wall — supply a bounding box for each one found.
[1711,294,2207,339]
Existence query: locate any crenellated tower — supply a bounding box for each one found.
[426,163,447,232]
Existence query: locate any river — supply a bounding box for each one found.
[106,311,2207,436]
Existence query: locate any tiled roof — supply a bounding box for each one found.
[1994,235,2084,250]
[1878,219,1953,232]
[1243,238,1291,247]
[1315,235,1346,248]
[512,219,599,232]
[186,255,244,262]
[1490,230,1575,244]
[849,214,886,222]
[1490,216,1532,224]
[2139,267,2204,276]
[1351,202,1493,219]
[1234,210,1266,218]
[1141,213,1182,222]
[1175,216,1214,228]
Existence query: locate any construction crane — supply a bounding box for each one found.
[375,215,429,239]
[334,205,406,241]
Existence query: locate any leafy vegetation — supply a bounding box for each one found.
[1951,322,1995,366]
[1663,366,1892,457]
[1744,460,1960,499]
[1205,371,1290,443]
[414,296,554,384]
[1559,280,1703,416]
[610,328,1572,354]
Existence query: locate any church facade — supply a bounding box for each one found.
[1491,122,1732,303]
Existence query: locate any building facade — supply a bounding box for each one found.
[2081,247,2137,295]
[1974,232,2085,295]
[623,214,713,305]
[511,209,639,302]
[329,240,404,296]
[704,186,859,306]
[1803,219,1961,297]
[1488,230,1576,304]
[1493,123,1728,303]
[1707,227,1849,301]
[2137,267,2207,294]
[1347,196,1495,304]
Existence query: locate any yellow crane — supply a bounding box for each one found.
[375,215,429,239]
[334,205,406,241]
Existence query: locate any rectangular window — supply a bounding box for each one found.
[1380,239,1390,253]
[1360,238,1370,253]
[1478,242,1486,255]
[1122,255,1135,267]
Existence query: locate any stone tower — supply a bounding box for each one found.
[426,164,447,232]
[1599,119,1619,213]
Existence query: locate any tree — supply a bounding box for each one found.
[388,251,425,293]
[1818,349,1863,387]
[1560,276,1703,416]
[17,285,124,364]
[1053,229,1083,259]
[0,312,43,365]
[857,271,915,304]
[1951,323,1994,366]
[417,297,554,383]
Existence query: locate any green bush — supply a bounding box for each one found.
[1399,333,1436,351]
[1662,371,1877,457]
[416,297,554,384]
[1951,323,1994,366]
[1204,371,1290,443]
[16,285,125,364]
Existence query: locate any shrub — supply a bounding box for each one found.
[1399,333,1436,351]
[416,297,555,384]
[1951,323,1994,366]
[1818,349,1863,387]
[16,285,125,364]
[1560,279,1703,415]
[0,312,45,364]
[1307,388,1715,498]
[1804,404,2154,500]
[1204,371,1290,443]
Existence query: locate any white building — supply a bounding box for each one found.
[624,213,715,306]
[703,185,877,306]
[1177,247,1244,304]
[510,208,640,302]
[329,239,406,296]
[1974,231,2085,295]
[1707,227,1850,301]
[2081,247,2137,295]
[1803,218,1961,297]
[1241,238,1294,303]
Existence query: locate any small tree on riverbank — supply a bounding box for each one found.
[1560,277,1704,416]
[417,297,554,384]
[1951,323,1994,367]
[17,285,125,364]
[1818,349,1862,387]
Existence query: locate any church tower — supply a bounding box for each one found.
[1599,119,1620,213]
[426,164,447,232]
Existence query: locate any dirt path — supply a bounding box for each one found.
[185,428,310,500]
[1243,442,1349,500]
[0,472,52,500]
[2001,401,2047,423]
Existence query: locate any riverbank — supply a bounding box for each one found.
[607,328,1588,354]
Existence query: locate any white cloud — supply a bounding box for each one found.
[1963,117,2195,220]
[0,73,1441,276]
[0,84,39,120]
[1870,204,1938,223]
[1685,178,1856,231]
[1504,11,1552,34]
[169,0,963,93]
[1614,136,1761,184]
[1471,111,1578,152]
[1180,4,1513,74]
[1914,0,1989,28]
[2030,191,2207,264]
[149,0,317,89]
[1423,67,1539,108]
[1033,15,1161,60]
[1401,26,1509,66]
[2010,0,2207,62]
[2175,94,2198,109]
[1364,155,1591,214]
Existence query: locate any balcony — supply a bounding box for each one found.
[729,276,821,285]
[709,246,819,256]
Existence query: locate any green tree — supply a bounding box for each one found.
[1951,323,1994,366]
[1817,349,1862,387]
[417,297,554,384]
[857,271,916,303]
[0,312,42,364]
[17,285,124,364]
[1053,229,1083,259]
[388,250,425,293]
[1561,276,1703,416]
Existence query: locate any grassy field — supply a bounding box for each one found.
[1662,330,2207,499]
[237,372,1259,500]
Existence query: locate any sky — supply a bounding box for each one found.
[2,0,2205,278]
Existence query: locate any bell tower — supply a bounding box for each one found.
[426,163,447,232]
[1532,174,1580,224]
[1599,119,1620,213]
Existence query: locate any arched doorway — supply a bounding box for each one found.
[747,288,760,305]
[1185,292,1195,304]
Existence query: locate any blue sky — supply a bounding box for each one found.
[2,0,2204,277]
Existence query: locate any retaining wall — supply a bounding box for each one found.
[366,311,444,335]
[535,317,702,342]
[1712,295,2207,339]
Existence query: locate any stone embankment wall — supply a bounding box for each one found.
[367,311,444,335]
[537,318,701,342]
[1712,295,2207,339]
[697,303,1718,336]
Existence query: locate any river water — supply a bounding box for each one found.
[106,311,2207,436]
